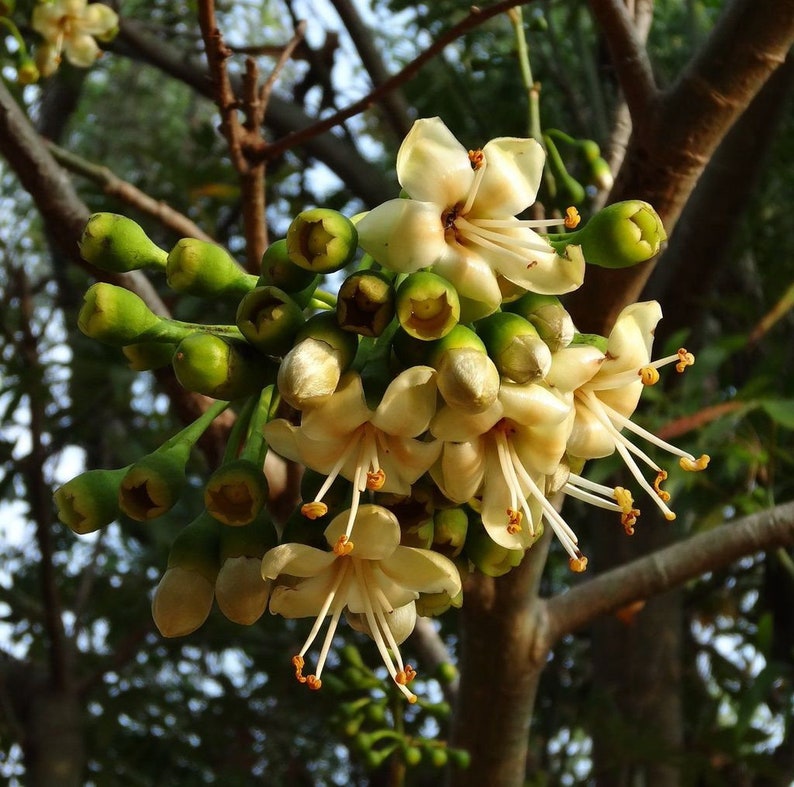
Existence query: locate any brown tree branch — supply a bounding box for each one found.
[545,500,794,642]
[567,0,794,335]
[587,0,658,119]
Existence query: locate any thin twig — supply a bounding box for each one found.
[260,20,307,110]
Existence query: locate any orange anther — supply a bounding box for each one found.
[564,206,581,229]
[292,654,307,684]
[366,469,386,491]
[333,535,354,556]
[306,675,322,691]
[301,501,328,520]
[569,555,588,573]
[675,348,695,373]
[506,508,522,535]
[680,454,710,472]
[468,149,485,170]
[653,470,671,502]
[639,366,660,385]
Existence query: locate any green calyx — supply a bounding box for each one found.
[54,466,130,534]
[166,238,258,298]
[78,282,162,345]
[259,238,318,294]
[286,208,358,274]
[337,270,395,338]
[553,200,667,268]
[172,333,275,400]
[167,511,223,583]
[204,459,269,526]
[236,286,304,356]
[79,213,168,273]
[395,271,460,341]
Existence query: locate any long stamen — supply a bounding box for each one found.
[457,216,555,256]
[460,150,487,215]
[293,562,350,685]
[493,431,536,536]
[468,208,579,231]
[588,348,696,391]
[353,560,416,702]
[564,474,641,535]
[302,430,362,520]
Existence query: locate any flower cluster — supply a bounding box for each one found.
[56,118,708,700]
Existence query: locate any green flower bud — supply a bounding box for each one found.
[395,271,460,341]
[277,313,358,409]
[172,333,275,400]
[204,459,269,526]
[400,515,434,550]
[405,747,423,767]
[429,747,449,768]
[435,661,458,685]
[54,466,129,534]
[236,286,304,356]
[465,521,527,577]
[336,270,395,337]
[118,442,191,521]
[504,292,575,352]
[432,507,468,558]
[555,201,667,268]
[286,208,358,273]
[122,341,177,371]
[17,57,40,85]
[415,587,462,617]
[428,325,499,413]
[447,748,472,769]
[152,512,221,637]
[476,312,552,384]
[166,238,258,298]
[78,282,162,345]
[216,513,277,625]
[259,238,317,292]
[79,213,168,273]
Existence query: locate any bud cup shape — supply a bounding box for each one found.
[79,213,168,273]
[286,208,358,273]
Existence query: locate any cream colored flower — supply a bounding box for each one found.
[562,301,709,522]
[265,367,441,547]
[261,504,461,701]
[357,117,585,319]
[32,0,118,77]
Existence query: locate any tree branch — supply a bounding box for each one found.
[545,500,794,642]
[587,0,658,120]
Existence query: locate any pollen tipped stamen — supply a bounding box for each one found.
[292,654,307,684]
[302,501,329,519]
[589,351,695,391]
[459,216,556,257]
[653,470,671,502]
[569,555,588,572]
[494,434,536,536]
[564,206,581,229]
[506,508,523,535]
[639,366,660,385]
[680,454,710,472]
[460,152,487,215]
[367,469,386,490]
[333,535,354,556]
[564,476,641,534]
[676,348,695,372]
[307,429,362,513]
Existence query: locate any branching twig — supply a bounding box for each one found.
[545,500,794,643]
[46,141,214,243]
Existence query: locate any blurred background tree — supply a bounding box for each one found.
[0,0,793,785]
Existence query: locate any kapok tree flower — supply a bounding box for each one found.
[564,301,709,521]
[261,504,462,702]
[430,381,583,567]
[32,0,118,78]
[356,117,585,319]
[264,367,441,553]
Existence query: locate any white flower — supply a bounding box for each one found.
[562,301,709,522]
[357,117,585,319]
[265,367,441,544]
[32,0,118,77]
[430,380,584,567]
[261,504,461,701]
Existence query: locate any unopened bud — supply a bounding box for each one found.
[557,201,667,268]
[465,521,527,577]
[79,213,168,273]
[432,507,468,558]
[476,312,552,383]
[396,271,459,341]
[54,466,129,534]
[286,208,358,274]
[152,512,221,637]
[172,333,275,400]
[337,270,395,337]
[236,286,304,355]
[166,238,258,298]
[204,459,269,526]
[259,238,318,295]
[505,292,575,352]
[17,57,39,85]
[78,282,162,345]
[429,326,499,413]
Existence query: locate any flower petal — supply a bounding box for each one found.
[430,400,503,442]
[357,199,448,273]
[371,366,438,436]
[261,543,336,580]
[324,504,400,560]
[377,436,441,493]
[380,547,462,598]
[473,137,545,217]
[300,372,372,441]
[268,570,339,618]
[430,440,485,502]
[396,117,473,205]
[263,419,302,463]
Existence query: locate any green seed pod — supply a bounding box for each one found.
[476,312,552,384]
[166,238,259,298]
[286,208,358,273]
[152,511,221,637]
[259,238,318,293]
[54,466,129,535]
[395,271,460,341]
[122,341,177,371]
[236,286,304,356]
[204,459,269,526]
[336,270,395,337]
[555,200,667,269]
[504,292,575,352]
[79,213,168,273]
[118,442,191,521]
[78,282,162,345]
[172,333,275,400]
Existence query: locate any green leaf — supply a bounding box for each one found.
[760,399,794,429]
